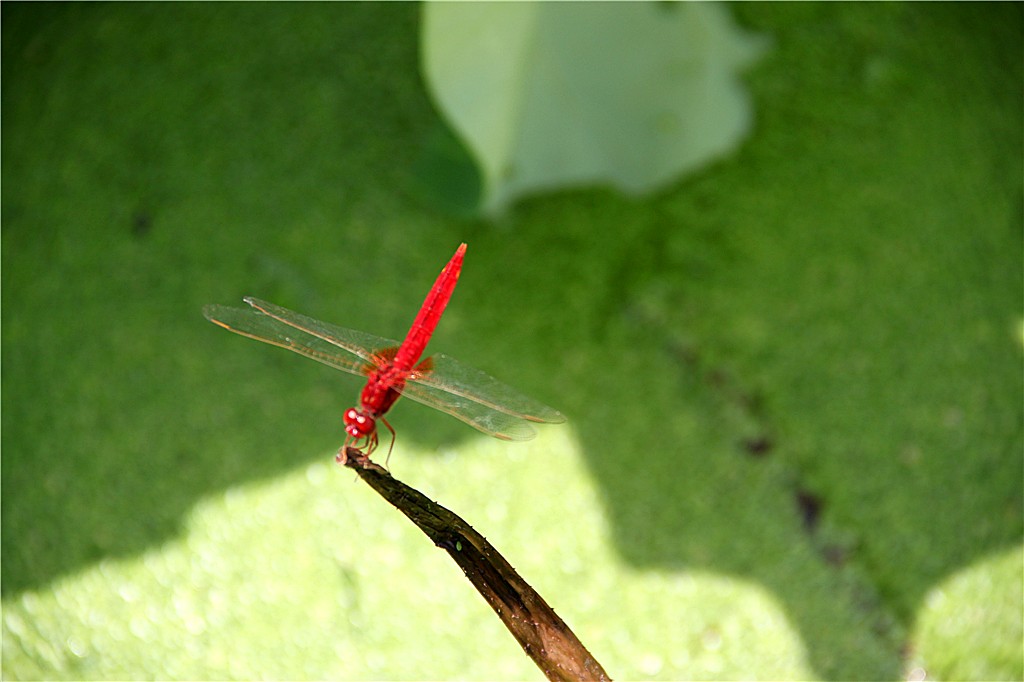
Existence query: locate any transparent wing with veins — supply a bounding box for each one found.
[203,297,394,377]
[202,297,565,441]
[402,354,565,440]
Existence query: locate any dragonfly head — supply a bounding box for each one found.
[344,407,376,441]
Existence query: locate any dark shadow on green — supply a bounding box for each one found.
[409,119,482,219]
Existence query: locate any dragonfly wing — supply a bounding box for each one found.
[399,380,540,441]
[203,300,398,376]
[408,353,566,424]
[243,298,400,363]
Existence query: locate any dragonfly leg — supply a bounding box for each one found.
[337,428,379,465]
[336,444,367,466]
[381,417,397,467]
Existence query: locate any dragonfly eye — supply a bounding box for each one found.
[344,408,376,438]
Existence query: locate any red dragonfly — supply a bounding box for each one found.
[203,243,564,459]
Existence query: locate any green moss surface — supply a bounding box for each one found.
[3,4,1020,680]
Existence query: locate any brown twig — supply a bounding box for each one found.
[337,447,611,682]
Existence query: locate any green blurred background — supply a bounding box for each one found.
[3,3,1021,680]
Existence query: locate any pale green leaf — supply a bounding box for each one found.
[421,2,768,215]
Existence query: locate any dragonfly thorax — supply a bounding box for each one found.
[360,365,406,417]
